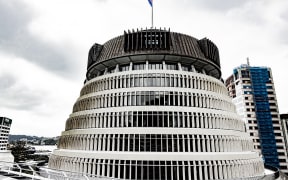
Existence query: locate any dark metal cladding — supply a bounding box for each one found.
[124,28,171,52]
[87,43,103,69]
[86,28,222,80]
[197,38,220,68]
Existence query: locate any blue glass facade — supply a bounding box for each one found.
[249,67,280,168]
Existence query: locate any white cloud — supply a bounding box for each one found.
[0,53,81,136]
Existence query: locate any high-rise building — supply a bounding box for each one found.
[280,114,288,156]
[0,117,14,163]
[49,29,265,179]
[225,64,288,173]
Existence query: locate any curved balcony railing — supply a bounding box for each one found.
[0,160,119,180]
[1,160,284,180]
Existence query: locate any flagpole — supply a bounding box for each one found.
[152,3,154,28]
[148,0,153,28]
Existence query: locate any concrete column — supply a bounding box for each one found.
[101,160,106,177]
[197,135,201,152]
[198,162,203,180]
[207,135,211,152]
[193,161,197,180]
[187,161,192,180]
[203,161,208,180]
[208,161,214,179]
[187,135,191,152]
[178,62,182,71]
[201,135,206,152]
[192,135,196,152]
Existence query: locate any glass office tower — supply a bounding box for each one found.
[49,29,265,179]
[226,65,288,173]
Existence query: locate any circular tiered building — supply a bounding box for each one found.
[49,28,265,179]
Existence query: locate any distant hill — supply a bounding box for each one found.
[8,135,58,145]
[9,135,42,142]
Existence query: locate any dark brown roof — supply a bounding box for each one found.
[86,28,221,79]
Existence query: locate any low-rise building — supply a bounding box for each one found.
[0,117,14,164]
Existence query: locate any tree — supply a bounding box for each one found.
[10,141,30,162]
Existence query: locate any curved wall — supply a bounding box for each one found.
[49,29,265,180]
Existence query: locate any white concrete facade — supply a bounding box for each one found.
[0,117,14,165]
[49,30,265,179]
[280,114,288,159]
[49,65,265,179]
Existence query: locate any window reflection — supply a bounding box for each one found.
[181,65,191,72]
[66,110,244,132]
[133,63,146,70]
[91,61,213,79]
[81,72,224,99]
[120,64,130,71]
[74,89,232,113]
[166,63,178,70]
[148,63,163,70]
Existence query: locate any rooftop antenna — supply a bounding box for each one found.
[247,57,250,66]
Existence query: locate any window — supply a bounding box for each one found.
[120,64,130,71]
[148,63,163,70]
[166,63,178,70]
[133,63,146,70]
[181,64,191,71]
[241,70,250,78]
[107,67,116,73]
[134,75,140,87]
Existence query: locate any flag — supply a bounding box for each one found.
[148,0,153,7]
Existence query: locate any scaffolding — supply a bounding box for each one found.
[249,67,279,168]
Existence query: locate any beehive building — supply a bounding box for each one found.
[49,28,265,179]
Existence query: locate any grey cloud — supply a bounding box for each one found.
[280,10,288,32]
[280,11,288,21]
[277,27,288,44]
[0,73,17,90]
[184,0,249,12]
[191,0,282,27]
[181,0,267,26]
[0,73,44,110]
[0,0,79,78]
[269,6,288,45]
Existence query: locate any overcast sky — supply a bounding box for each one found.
[1,0,288,137]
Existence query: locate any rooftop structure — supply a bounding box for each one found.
[48,28,265,179]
